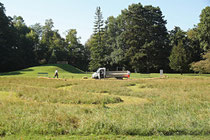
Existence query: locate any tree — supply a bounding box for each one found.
[89,7,106,71]
[93,6,104,45]
[197,6,210,51]
[30,23,43,38]
[114,3,169,72]
[187,28,203,63]
[0,2,9,71]
[103,16,126,70]
[48,49,57,64]
[12,16,37,68]
[65,29,88,70]
[40,19,57,63]
[169,27,186,47]
[191,51,210,73]
[0,2,17,72]
[169,41,189,74]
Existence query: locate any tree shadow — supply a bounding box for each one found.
[0,64,83,76]
[20,69,34,72]
[0,71,22,76]
[0,69,34,76]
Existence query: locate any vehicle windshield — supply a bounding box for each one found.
[96,69,100,73]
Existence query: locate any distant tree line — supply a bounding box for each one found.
[0,2,89,72]
[0,2,210,73]
[87,4,210,73]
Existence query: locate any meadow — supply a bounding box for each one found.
[0,65,209,139]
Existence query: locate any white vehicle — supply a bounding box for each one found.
[92,68,130,79]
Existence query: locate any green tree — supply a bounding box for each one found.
[93,6,104,45]
[115,3,169,72]
[169,27,186,47]
[12,16,37,68]
[191,51,210,73]
[40,19,61,63]
[48,49,57,64]
[65,29,89,70]
[103,16,125,70]
[169,41,189,74]
[89,7,106,71]
[197,6,210,51]
[1,2,40,72]
[187,28,203,63]
[50,31,66,61]
[0,2,15,72]
[30,23,43,38]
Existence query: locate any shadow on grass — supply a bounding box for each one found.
[0,69,34,76]
[0,64,84,76]
[0,71,22,76]
[20,69,34,72]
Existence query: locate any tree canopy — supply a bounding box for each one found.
[0,1,209,74]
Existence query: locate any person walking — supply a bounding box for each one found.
[54,69,58,78]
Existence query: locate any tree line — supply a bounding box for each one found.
[0,2,89,72]
[0,2,210,73]
[88,4,210,73]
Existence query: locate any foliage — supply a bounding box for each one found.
[169,41,190,74]
[88,3,170,72]
[48,50,57,64]
[65,29,89,70]
[191,51,210,73]
[88,7,106,71]
[186,28,203,62]
[197,6,210,51]
[0,3,18,72]
[0,1,210,74]
[121,4,169,72]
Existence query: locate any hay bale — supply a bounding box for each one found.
[82,76,88,79]
[160,75,169,78]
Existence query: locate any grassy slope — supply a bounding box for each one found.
[0,64,90,79]
[0,64,210,79]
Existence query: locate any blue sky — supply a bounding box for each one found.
[1,0,209,44]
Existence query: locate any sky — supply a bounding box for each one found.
[1,0,209,44]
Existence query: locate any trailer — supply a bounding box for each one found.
[92,68,130,79]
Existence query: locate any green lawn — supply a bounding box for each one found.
[0,65,209,139]
[0,64,89,79]
[2,134,210,140]
[0,64,209,79]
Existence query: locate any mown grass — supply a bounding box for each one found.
[0,64,89,79]
[1,64,210,80]
[0,75,209,139]
[1,134,210,140]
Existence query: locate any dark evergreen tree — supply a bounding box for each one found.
[12,16,37,68]
[169,41,190,74]
[0,3,20,72]
[89,7,106,71]
[104,3,169,72]
[48,49,57,64]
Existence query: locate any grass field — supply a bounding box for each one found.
[0,65,210,139]
[0,64,87,79]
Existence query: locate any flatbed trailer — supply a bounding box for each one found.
[92,68,130,79]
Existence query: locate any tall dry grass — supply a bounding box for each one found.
[0,77,209,136]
